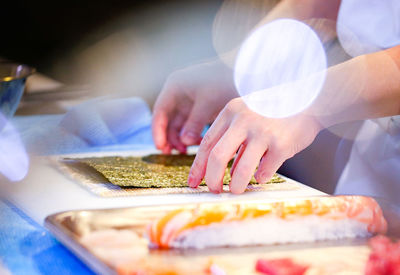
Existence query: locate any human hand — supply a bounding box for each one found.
[152,60,238,154]
[187,97,322,194]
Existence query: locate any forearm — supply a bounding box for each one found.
[258,0,341,25]
[221,0,341,65]
[309,46,400,128]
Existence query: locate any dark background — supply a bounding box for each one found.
[0,0,222,73]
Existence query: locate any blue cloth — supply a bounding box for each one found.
[12,97,154,155]
[0,200,94,275]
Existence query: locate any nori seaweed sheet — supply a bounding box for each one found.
[79,154,285,188]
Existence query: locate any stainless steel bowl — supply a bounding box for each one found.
[0,63,35,118]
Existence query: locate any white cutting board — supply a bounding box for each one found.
[0,148,325,225]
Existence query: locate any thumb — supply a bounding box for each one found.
[180,101,210,146]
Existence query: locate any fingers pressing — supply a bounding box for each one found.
[152,110,169,151]
[187,109,232,189]
[180,101,210,146]
[167,113,187,154]
[254,147,285,184]
[204,127,246,193]
[230,140,266,194]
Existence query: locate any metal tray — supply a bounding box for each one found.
[45,197,400,275]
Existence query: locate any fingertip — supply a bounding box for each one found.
[152,132,164,150]
[176,144,187,154]
[229,182,247,194]
[188,182,197,189]
[206,177,223,194]
[154,140,165,151]
[152,114,168,150]
[255,166,276,184]
[180,130,202,146]
[188,165,204,188]
[161,144,172,154]
[254,170,264,184]
[188,179,199,189]
[170,143,187,155]
[230,169,250,194]
[204,176,215,193]
[209,185,223,194]
[180,135,196,146]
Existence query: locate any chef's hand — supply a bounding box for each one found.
[152,60,238,154]
[187,98,322,194]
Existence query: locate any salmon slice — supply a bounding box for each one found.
[147,196,387,249]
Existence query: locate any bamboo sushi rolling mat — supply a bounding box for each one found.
[55,155,300,197]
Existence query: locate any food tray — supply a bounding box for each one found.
[45,197,400,275]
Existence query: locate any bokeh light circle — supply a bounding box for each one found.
[234,19,327,118]
[0,114,29,182]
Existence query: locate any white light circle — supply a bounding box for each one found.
[234,19,327,118]
[0,115,29,182]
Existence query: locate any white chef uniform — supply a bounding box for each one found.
[335,0,400,205]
